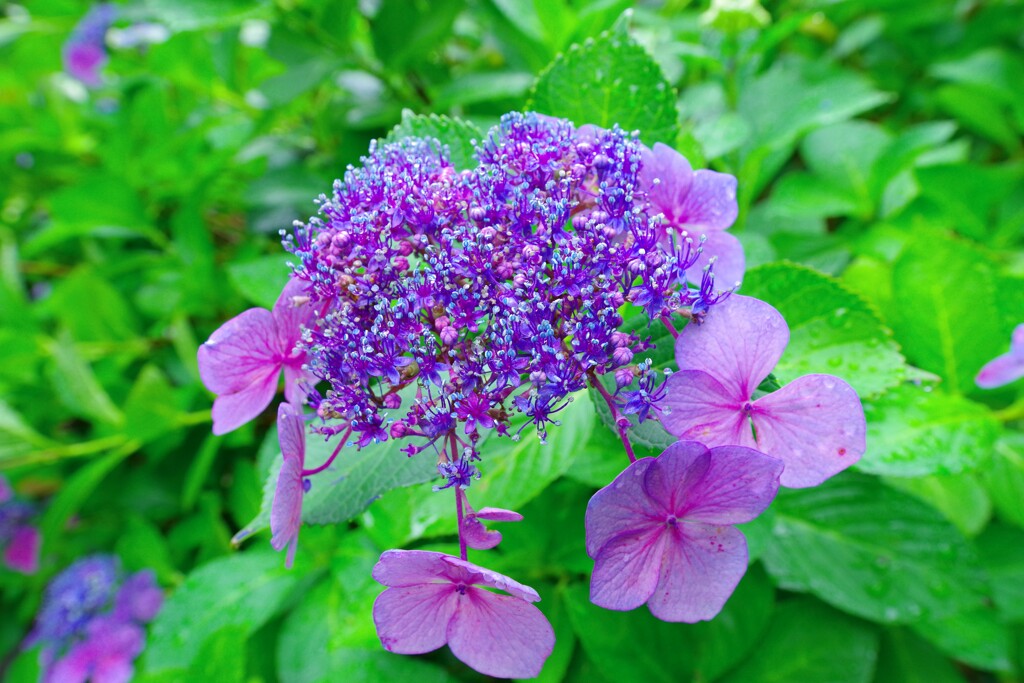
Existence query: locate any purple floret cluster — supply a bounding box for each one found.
[27,555,163,683]
[0,475,41,575]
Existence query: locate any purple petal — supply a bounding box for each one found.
[584,457,658,557]
[270,447,304,568]
[658,370,753,447]
[3,526,40,574]
[752,374,865,488]
[641,441,712,512]
[462,517,502,550]
[373,584,457,655]
[115,570,163,623]
[0,475,10,503]
[590,527,667,612]
[447,587,555,679]
[691,230,746,288]
[441,555,540,602]
[474,507,523,522]
[46,646,91,683]
[92,658,135,683]
[282,363,314,406]
[976,351,1024,389]
[676,169,738,232]
[373,550,451,587]
[272,278,314,337]
[674,294,789,398]
[64,43,106,87]
[646,524,748,623]
[198,308,279,394]
[640,143,694,223]
[678,446,782,524]
[276,403,306,462]
[209,371,279,435]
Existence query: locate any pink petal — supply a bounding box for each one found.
[210,370,279,435]
[752,374,865,488]
[677,446,782,524]
[272,278,314,341]
[276,403,306,463]
[640,441,713,512]
[677,169,738,232]
[590,527,668,612]
[270,452,303,569]
[475,507,523,522]
[447,587,555,679]
[198,308,279,395]
[47,648,91,683]
[976,351,1024,389]
[658,371,753,447]
[373,550,451,587]
[646,524,748,622]
[441,556,540,602]
[463,517,502,550]
[93,658,134,683]
[3,525,40,574]
[690,230,746,288]
[1013,324,1024,350]
[673,294,789,398]
[282,363,313,406]
[373,583,457,655]
[584,457,658,557]
[640,143,694,223]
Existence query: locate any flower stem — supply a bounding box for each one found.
[994,397,1024,423]
[301,426,352,477]
[455,487,468,562]
[660,315,679,339]
[588,376,637,464]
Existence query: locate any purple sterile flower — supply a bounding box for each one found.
[371,550,555,679]
[113,570,163,624]
[976,324,1024,389]
[271,403,306,568]
[45,615,144,683]
[658,294,866,488]
[0,476,41,575]
[62,4,116,87]
[586,441,782,622]
[459,491,523,550]
[198,278,315,435]
[639,142,745,287]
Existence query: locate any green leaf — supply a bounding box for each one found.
[891,238,1005,395]
[977,523,1024,621]
[527,27,679,146]
[741,263,906,398]
[187,625,247,683]
[860,385,999,477]
[124,365,186,445]
[762,472,987,624]
[565,566,775,683]
[800,120,892,215]
[133,0,272,31]
[227,255,291,309]
[144,552,300,673]
[46,331,124,427]
[981,436,1024,528]
[873,628,966,683]
[912,607,1013,673]
[718,597,878,683]
[384,110,484,172]
[369,0,463,70]
[883,472,991,537]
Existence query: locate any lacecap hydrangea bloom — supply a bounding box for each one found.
[200,111,866,678]
[27,555,163,683]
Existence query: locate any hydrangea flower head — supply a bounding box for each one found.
[0,475,41,574]
[62,3,116,87]
[639,142,745,286]
[270,402,306,568]
[586,441,782,621]
[44,615,144,683]
[198,278,315,435]
[371,549,555,678]
[659,294,866,487]
[976,324,1024,389]
[30,555,119,645]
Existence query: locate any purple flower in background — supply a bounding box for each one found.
[459,491,522,550]
[62,3,116,87]
[586,441,782,622]
[639,142,745,287]
[30,556,120,646]
[976,324,1024,389]
[0,475,41,574]
[198,278,315,435]
[372,550,555,679]
[658,294,865,488]
[45,616,144,683]
[113,570,163,623]
[271,403,306,568]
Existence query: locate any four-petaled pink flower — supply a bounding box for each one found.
[271,403,306,568]
[659,294,865,488]
[976,324,1024,389]
[586,441,782,622]
[459,491,522,550]
[198,278,315,435]
[639,142,745,287]
[372,549,555,679]
[46,615,144,683]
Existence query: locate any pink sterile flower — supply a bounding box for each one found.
[658,294,865,488]
[372,549,555,679]
[976,324,1024,389]
[639,142,745,287]
[46,616,144,683]
[4,526,41,574]
[459,491,523,550]
[198,278,315,435]
[271,403,306,568]
[586,441,781,622]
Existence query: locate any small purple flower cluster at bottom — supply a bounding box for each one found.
[27,555,163,683]
[0,474,41,574]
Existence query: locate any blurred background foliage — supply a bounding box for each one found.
[1,0,1023,681]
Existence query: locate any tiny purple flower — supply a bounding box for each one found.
[976,324,1024,389]
[586,441,782,622]
[271,403,306,568]
[371,550,555,679]
[658,294,866,488]
[459,491,523,550]
[639,142,745,287]
[198,278,315,435]
[62,4,117,87]
[45,615,144,683]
